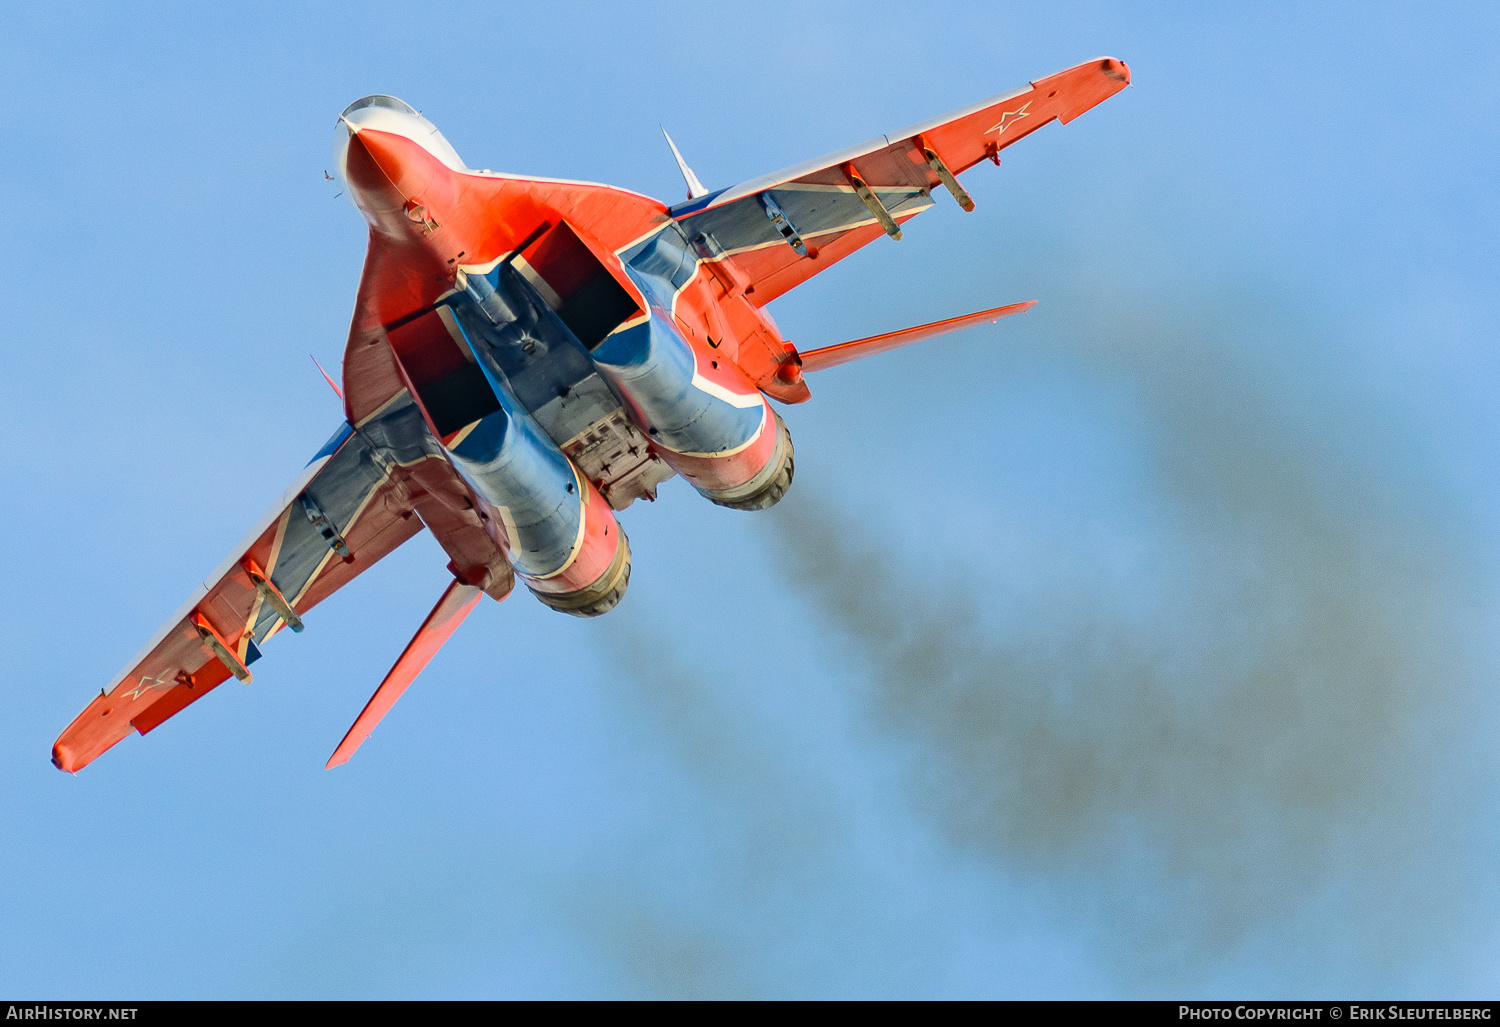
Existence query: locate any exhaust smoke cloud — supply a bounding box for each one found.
[765,289,1496,987]
[579,284,1498,995]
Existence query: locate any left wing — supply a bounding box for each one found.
[52,424,422,772]
[669,57,1129,305]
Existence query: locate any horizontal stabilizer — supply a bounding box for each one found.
[325,578,484,769]
[798,301,1036,373]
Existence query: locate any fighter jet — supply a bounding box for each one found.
[52,57,1129,772]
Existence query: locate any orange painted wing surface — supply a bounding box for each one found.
[53,426,422,773]
[673,57,1130,306]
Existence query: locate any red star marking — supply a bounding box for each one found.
[119,671,174,702]
[985,101,1033,137]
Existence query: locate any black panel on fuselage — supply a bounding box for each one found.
[447,264,622,447]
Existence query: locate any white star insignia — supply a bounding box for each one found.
[985,101,1032,137]
[119,670,175,702]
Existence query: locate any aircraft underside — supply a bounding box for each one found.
[53,58,1129,772]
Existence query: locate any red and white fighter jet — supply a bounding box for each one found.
[53,57,1129,773]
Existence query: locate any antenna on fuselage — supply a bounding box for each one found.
[660,127,708,200]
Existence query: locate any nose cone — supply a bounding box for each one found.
[332,95,468,217]
[336,125,411,215]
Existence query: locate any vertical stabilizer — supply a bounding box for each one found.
[661,127,708,200]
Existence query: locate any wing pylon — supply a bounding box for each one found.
[665,58,1129,306]
[50,422,424,774]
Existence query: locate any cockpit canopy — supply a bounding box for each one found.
[341,95,419,119]
[332,94,470,213]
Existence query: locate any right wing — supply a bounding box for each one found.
[52,423,422,772]
[669,57,1130,305]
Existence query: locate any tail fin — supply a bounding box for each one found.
[311,355,344,399]
[661,127,709,200]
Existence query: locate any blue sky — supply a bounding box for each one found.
[2,1,1499,998]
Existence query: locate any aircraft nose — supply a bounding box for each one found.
[335,123,412,214]
[332,95,464,217]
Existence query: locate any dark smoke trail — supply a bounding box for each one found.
[555,625,847,998]
[765,289,1495,989]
